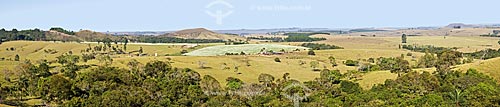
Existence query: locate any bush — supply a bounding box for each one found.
[274,58,281,62]
[344,60,359,66]
[308,50,316,55]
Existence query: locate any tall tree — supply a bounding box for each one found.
[14,54,20,61]
[402,34,407,43]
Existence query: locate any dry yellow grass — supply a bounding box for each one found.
[456,57,500,82]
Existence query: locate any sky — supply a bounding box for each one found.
[0,0,499,31]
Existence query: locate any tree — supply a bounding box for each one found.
[390,57,411,77]
[498,40,500,45]
[320,70,342,84]
[226,77,244,90]
[139,47,144,54]
[14,54,20,61]
[308,50,316,55]
[435,51,462,76]
[258,73,275,87]
[56,54,80,65]
[328,56,337,67]
[418,52,437,68]
[44,75,74,104]
[97,55,113,66]
[402,34,407,43]
[143,60,171,78]
[449,89,464,107]
[180,49,188,54]
[274,57,281,62]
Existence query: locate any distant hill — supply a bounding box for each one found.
[75,30,120,42]
[162,28,244,40]
[46,30,121,42]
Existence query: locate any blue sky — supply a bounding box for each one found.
[0,0,499,31]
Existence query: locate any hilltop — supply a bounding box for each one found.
[163,28,244,40]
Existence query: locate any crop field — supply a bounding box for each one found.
[184,44,309,56]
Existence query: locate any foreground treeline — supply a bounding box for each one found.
[1,57,499,106]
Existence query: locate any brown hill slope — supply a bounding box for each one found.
[164,28,244,40]
[45,30,82,41]
[75,30,119,42]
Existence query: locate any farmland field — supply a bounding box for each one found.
[184,44,309,56]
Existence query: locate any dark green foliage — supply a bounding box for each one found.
[340,81,362,94]
[180,49,188,54]
[328,56,338,67]
[308,49,316,55]
[344,60,359,66]
[226,77,244,90]
[0,28,46,41]
[301,43,343,50]
[390,57,411,77]
[464,48,500,60]
[402,44,454,54]
[274,57,281,62]
[56,54,80,65]
[283,33,327,42]
[14,54,19,61]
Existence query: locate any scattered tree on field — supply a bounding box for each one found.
[402,34,407,43]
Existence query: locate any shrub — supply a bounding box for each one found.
[274,58,281,62]
[344,60,359,66]
[308,50,316,55]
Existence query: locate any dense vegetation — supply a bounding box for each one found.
[301,43,343,50]
[283,33,327,42]
[464,48,500,60]
[1,51,499,106]
[284,35,326,42]
[0,28,46,41]
[401,44,455,54]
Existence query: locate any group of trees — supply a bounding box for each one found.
[301,43,343,50]
[0,28,46,41]
[1,52,500,106]
[464,48,500,60]
[401,44,455,54]
[284,35,326,42]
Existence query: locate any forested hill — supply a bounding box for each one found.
[0,28,231,43]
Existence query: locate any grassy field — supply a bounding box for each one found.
[1,35,499,90]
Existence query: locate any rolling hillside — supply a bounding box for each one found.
[163,28,245,40]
